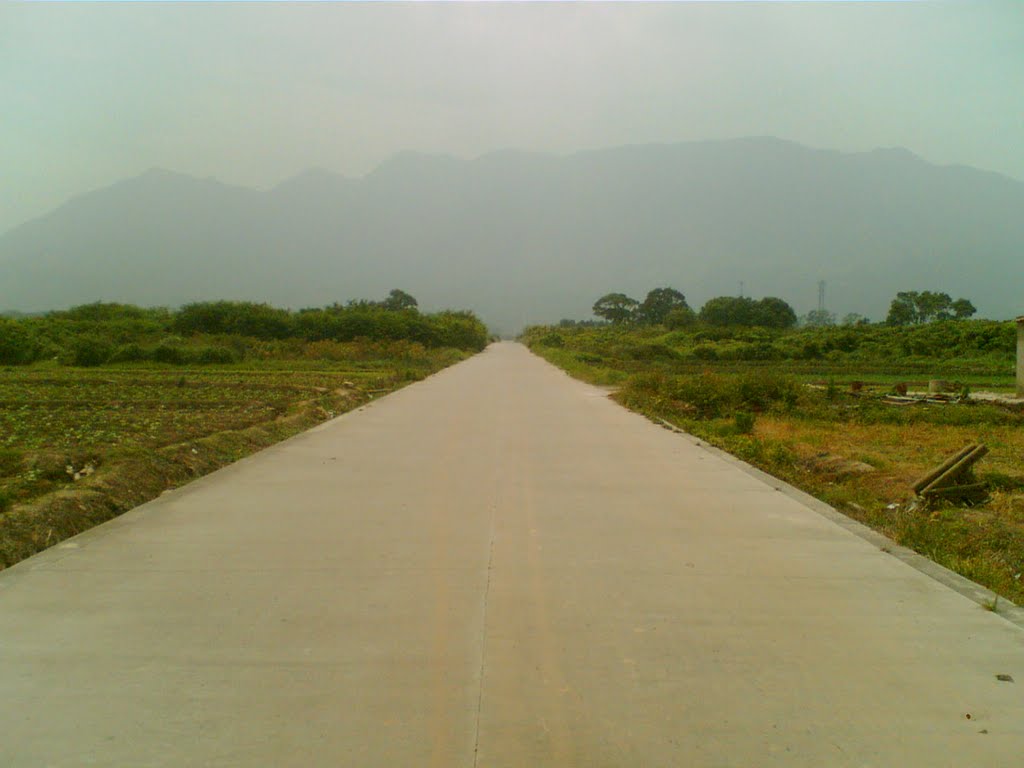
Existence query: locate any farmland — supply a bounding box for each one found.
[0,299,487,568]
[523,320,1024,605]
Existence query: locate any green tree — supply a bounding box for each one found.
[592,293,639,324]
[802,309,836,327]
[886,291,975,325]
[699,296,754,326]
[699,296,797,328]
[752,297,798,329]
[952,298,977,319]
[381,289,418,311]
[636,287,691,325]
[428,310,489,351]
[664,306,697,329]
[886,291,920,326]
[915,291,954,322]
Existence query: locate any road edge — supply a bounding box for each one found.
[653,415,1024,630]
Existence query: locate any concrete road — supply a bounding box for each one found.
[1,342,1021,766]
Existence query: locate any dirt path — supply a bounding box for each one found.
[1,342,1021,765]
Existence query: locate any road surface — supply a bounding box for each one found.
[1,342,1021,766]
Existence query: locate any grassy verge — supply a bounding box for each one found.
[0,350,467,569]
[526,329,1024,606]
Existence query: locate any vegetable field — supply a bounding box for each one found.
[0,355,467,569]
[0,369,388,452]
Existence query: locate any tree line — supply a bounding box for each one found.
[591,289,798,329]
[0,290,489,366]
[587,287,979,329]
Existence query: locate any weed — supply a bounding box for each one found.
[538,332,565,348]
[826,378,838,400]
[734,411,756,434]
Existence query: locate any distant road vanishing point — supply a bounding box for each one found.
[1,343,1021,766]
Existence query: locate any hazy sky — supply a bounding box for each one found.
[2,1,1022,234]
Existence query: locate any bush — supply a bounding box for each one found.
[174,301,294,339]
[0,319,41,364]
[734,370,800,411]
[429,310,489,351]
[69,336,113,367]
[734,411,756,434]
[152,343,186,365]
[669,373,730,418]
[622,369,801,420]
[538,332,565,348]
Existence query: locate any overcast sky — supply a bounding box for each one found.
[1,1,1022,234]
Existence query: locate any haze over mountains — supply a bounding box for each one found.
[2,137,1022,333]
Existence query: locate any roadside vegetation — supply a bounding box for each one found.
[523,288,1024,606]
[0,293,488,569]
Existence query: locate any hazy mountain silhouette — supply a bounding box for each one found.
[2,137,1022,333]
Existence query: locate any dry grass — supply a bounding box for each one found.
[728,415,1024,604]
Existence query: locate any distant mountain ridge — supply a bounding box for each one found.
[2,137,1022,333]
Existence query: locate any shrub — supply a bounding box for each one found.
[799,341,823,360]
[69,336,113,367]
[735,370,799,411]
[174,301,294,339]
[734,411,756,434]
[538,332,565,348]
[152,343,186,365]
[0,319,41,364]
[428,310,489,351]
[669,373,730,417]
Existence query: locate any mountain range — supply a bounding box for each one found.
[2,137,1022,333]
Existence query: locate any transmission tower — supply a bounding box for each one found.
[817,280,826,312]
